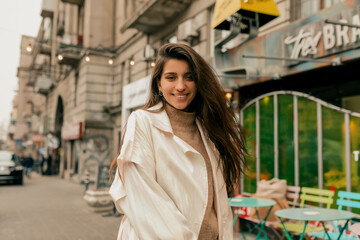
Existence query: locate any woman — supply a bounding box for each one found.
[109,43,246,239]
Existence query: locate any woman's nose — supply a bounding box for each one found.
[175,79,186,91]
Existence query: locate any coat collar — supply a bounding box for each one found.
[146,102,173,134]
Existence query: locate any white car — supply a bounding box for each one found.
[0,151,24,185]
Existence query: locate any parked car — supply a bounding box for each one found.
[0,151,24,185]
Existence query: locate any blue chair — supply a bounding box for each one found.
[308,191,360,240]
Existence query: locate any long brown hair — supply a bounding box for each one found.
[110,43,247,194]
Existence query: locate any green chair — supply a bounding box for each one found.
[300,187,335,209]
[308,191,360,240]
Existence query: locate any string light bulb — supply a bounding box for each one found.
[130,58,135,66]
[150,61,156,68]
[26,43,33,53]
[225,92,232,100]
[57,54,63,61]
[108,58,114,65]
[85,55,90,62]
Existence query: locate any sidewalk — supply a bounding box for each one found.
[0,172,256,239]
[0,172,121,240]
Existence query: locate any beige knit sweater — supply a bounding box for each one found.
[165,104,218,239]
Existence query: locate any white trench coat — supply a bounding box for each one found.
[109,103,233,240]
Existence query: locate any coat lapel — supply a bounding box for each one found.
[196,119,227,238]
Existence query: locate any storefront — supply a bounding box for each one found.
[61,122,83,180]
[213,0,360,195]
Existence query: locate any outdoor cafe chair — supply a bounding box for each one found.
[286,185,301,208]
[308,190,360,240]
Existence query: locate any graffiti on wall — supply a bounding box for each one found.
[82,134,112,187]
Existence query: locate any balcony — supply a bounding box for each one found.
[57,44,83,67]
[35,75,52,95]
[39,41,52,55]
[61,0,84,5]
[27,75,36,87]
[26,66,42,87]
[41,0,55,18]
[120,0,192,33]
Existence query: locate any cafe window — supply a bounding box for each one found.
[240,91,360,200]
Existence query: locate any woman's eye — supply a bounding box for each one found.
[166,76,175,80]
[186,75,193,81]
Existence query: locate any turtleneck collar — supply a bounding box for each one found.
[164,103,196,131]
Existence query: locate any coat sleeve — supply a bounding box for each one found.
[109,111,197,240]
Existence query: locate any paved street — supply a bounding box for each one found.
[0,172,254,240]
[0,173,121,240]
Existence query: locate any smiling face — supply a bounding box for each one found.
[158,59,197,111]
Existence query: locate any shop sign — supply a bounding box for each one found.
[61,122,83,140]
[122,75,151,110]
[42,115,50,134]
[284,13,360,59]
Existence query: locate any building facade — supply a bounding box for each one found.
[8,0,360,196]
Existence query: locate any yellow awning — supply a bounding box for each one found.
[212,0,280,30]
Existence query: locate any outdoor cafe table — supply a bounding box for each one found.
[275,208,355,240]
[229,197,276,240]
[349,222,360,237]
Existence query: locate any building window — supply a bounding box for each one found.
[293,0,320,19]
[292,0,345,20]
[163,34,177,44]
[324,0,345,8]
[77,3,85,45]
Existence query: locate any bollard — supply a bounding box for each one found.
[84,167,90,194]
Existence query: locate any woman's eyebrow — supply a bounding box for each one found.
[163,71,192,75]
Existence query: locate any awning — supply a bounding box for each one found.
[212,0,280,31]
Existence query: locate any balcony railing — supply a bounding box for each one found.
[61,0,83,5]
[120,0,192,33]
[57,44,83,66]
